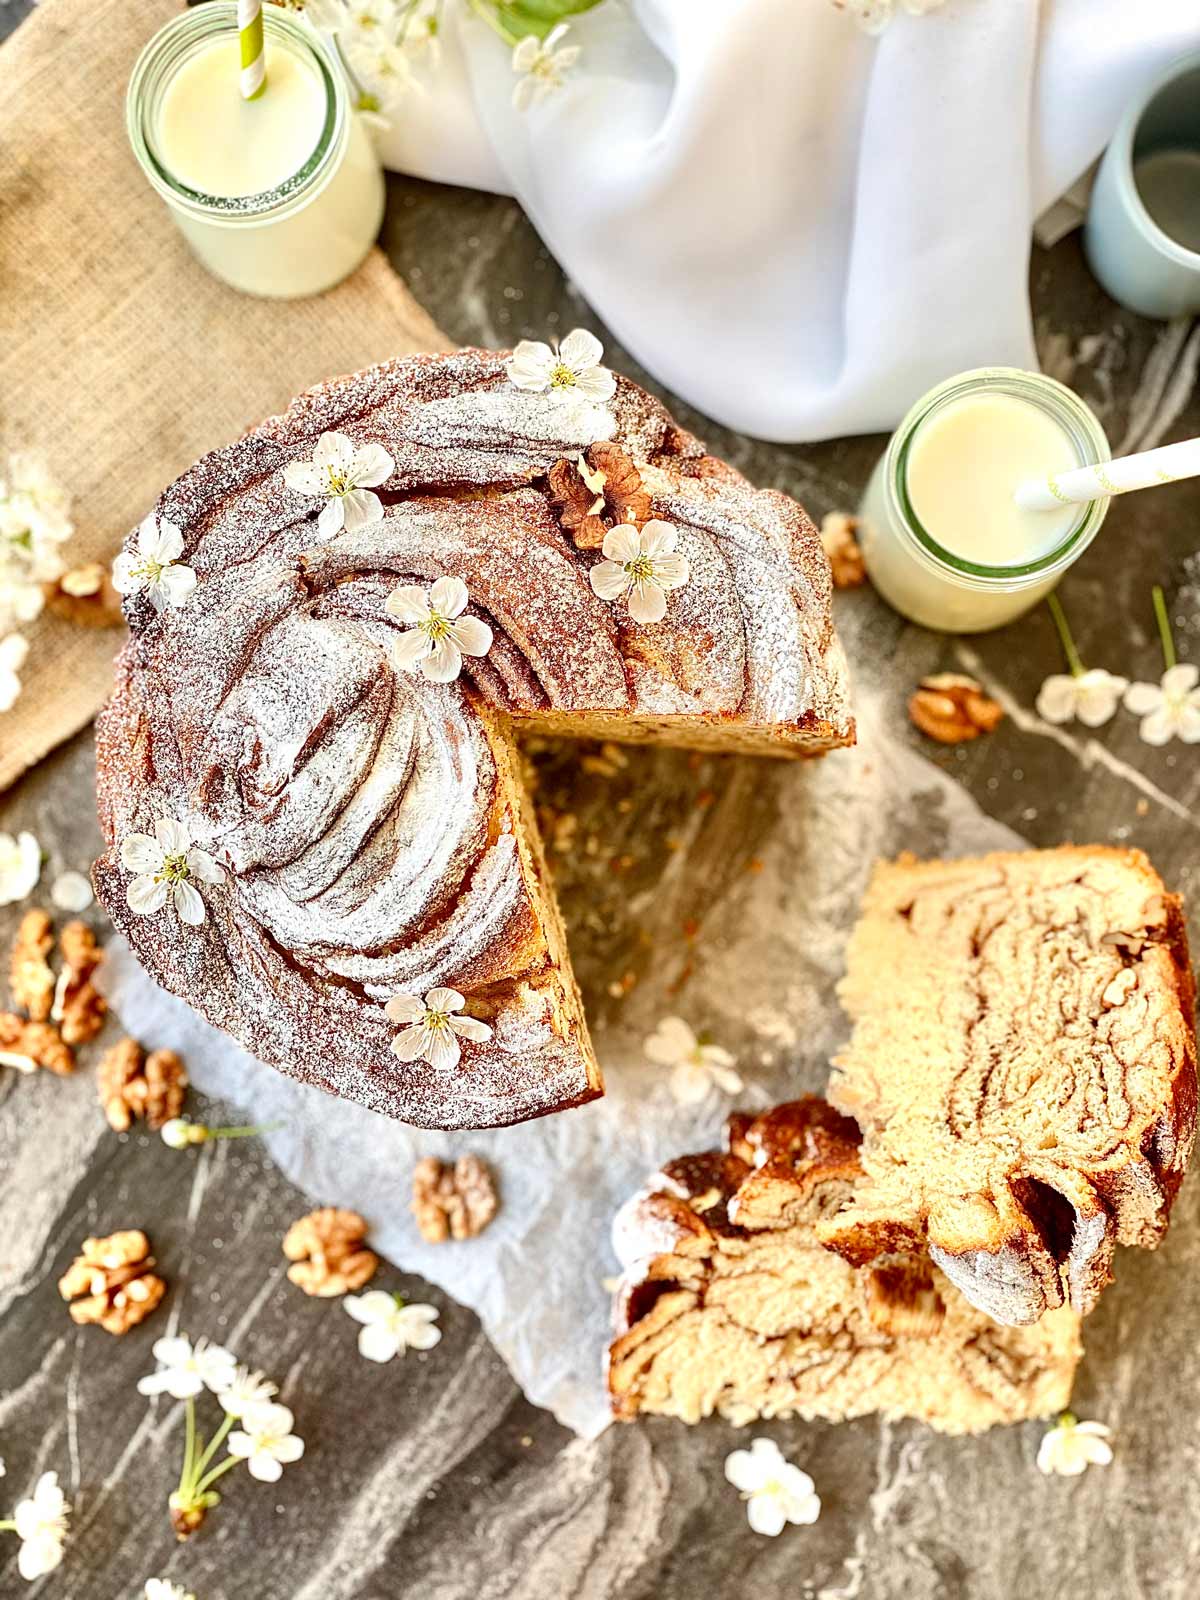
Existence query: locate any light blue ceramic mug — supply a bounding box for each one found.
[1085,50,1200,319]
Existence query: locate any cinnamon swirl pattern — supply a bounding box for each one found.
[93,349,854,1129]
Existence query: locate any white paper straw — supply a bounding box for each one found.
[1014,436,1200,512]
[238,0,266,101]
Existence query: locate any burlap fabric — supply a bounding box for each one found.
[0,0,447,792]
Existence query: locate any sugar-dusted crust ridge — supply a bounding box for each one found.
[92,349,854,1130]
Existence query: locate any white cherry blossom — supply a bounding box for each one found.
[137,1335,238,1400]
[0,634,28,713]
[121,816,222,927]
[590,521,690,625]
[227,1402,305,1483]
[0,830,40,906]
[511,24,580,111]
[112,513,197,613]
[1124,664,1200,745]
[284,431,395,538]
[345,1290,442,1362]
[506,327,615,404]
[385,985,492,1071]
[145,1581,196,1600]
[1036,668,1128,728]
[0,454,72,547]
[724,1438,821,1536]
[219,1366,279,1418]
[644,1016,743,1105]
[10,1470,70,1580]
[1036,1414,1114,1477]
[386,575,493,684]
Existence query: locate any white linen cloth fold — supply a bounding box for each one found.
[378,0,1200,442]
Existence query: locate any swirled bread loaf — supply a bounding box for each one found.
[92,348,854,1130]
[607,1099,1080,1432]
[819,847,1196,1325]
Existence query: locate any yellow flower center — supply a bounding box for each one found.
[421,612,452,642]
[549,362,578,390]
[326,466,351,496]
[158,852,191,884]
[425,1009,450,1032]
[132,557,165,582]
[624,554,655,581]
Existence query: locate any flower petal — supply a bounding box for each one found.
[559,328,603,371]
[313,431,355,468]
[507,340,554,390]
[271,1434,305,1464]
[351,442,394,489]
[317,497,347,538]
[283,460,326,496]
[746,1492,787,1537]
[121,832,163,873]
[173,880,206,926]
[430,575,469,618]
[187,847,223,884]
[650,553,690,591]
[385,585,432,625]
[450,615,493,658]
[358,1322,401,1363]
[341,487,384,534]
[420,636,464,683]
[158,563,197,608]
[669,1060,712,1104]
[1123,681,1164,716]
[723,1447,763,1492]
[589,560,631,603]
[391,1023,429,1062]
[601,524,641,564]
[393,628,433,672]
[449,1014,493,1043]
[384,993,426,1025]
[344,1290,396,1326]
[573,365,616,402]
[628,579,668,625]
[246,1451,284,1483]
[1177,701,1200,743]
[425,986,465,1013]
[1162,662,1199,697]
[1139,706,1177,746]
[645,1016,696,1064]
[127,875,169,915]
[639,520,677,558]
[425,1026,462,1072]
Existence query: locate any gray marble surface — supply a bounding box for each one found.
[4,6,1200,1594]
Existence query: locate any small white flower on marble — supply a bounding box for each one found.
[507,328,615,405]
[137,1335,238,1401]
[345,1290,442,1362]
[284,431,395,538]
[50,869,93,912]
[8,1469,70,1580]
[112,514,197,613]
[0,634,29,714]
[385,985,493,1071]
[724,1438,821,1537]
[590,522,690,626]
[1124,664,1200,745]
[644,1016,743,1105]
[218,1367,279,1418]
[386,575,493,684]
[121,816,222,927]
[511,24,580,112]
[1036,668,1128,728]
[227,1402,305,1483]
[0,830,40,906]
[145,1580,196,1600]
[1036,1413,1113,1477]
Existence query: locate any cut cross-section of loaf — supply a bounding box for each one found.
[819,847,1197,1325]
[608,1098,1081,1433]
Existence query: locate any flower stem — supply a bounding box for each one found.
[193,1454,241,1498]
[1153,585,1176,671]
[464,0,519,47]
[1047,593,1084,678]
[179,1396,197,1496]
[208,1124,281,1140]
[191,1412,234,1482]
[0,1520,17,1533]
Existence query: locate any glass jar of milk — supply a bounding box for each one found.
[127,4,385,299]
[859,369,1111,633]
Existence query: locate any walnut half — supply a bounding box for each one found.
[908,674,1003,744]
[97,1038,188,1131]
[412,1155,499,1243]
[58,1230,166,1334]
[282,1207,379,1297]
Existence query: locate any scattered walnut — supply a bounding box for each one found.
[10,909,54,1021]
[282,1207,379,1297]
[53,920,107,1045]
[548,443,651,550]
[58,1229,165,1334]
[43,564,125,627]
[0,1012,74,1075]
[908,674,1004,744]
[412,1154,498,1243]
[819,512,868,589]
[97,1037,188,1131]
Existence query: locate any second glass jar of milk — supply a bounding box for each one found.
[859,369,1112,632]
[127,3,384,299]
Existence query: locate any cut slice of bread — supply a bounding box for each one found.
[819,847,1197,1324]
[608,1099,1081,1433]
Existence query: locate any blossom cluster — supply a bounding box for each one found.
[0,454,74,714]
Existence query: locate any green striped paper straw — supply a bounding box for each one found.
[238,0,266,100]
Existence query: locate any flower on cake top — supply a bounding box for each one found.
[227,1403,306,1484]
[1036,1413,1113,1477]
[0,830,40,907]
[506,328,615,405]
[284,431,395,537]
[121,816,223,927]
[145,1580,196,1600]
[385,986,493,1071]
[345,1290,442,1363]
[387,575,493,684]
[0,633,28,713]
[7,1469,70,1580]
[1036,595,1126,728]
[644,1016,743,1105]
[724,1439,821,1537]
[137,1334,238,1401]
[1125,664,1200,745]
[590,521,690,625]
[511,24,581,111]
[112,514,197,613]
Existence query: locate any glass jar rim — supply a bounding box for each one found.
[126,2,345,222]
[884,367,1111,589]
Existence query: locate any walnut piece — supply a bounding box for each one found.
[282,1207,379,1296]
[97,1038,188,1131]
[10,909,54,1021]
[908,674,1003,744]
[412,1154,499,1243]
[548,443,651,550]
[0,1012,74,1075]
[819,512,868,589]
[54,920,107,1045]
[58,1229,165,1334]
[43,564,125,627]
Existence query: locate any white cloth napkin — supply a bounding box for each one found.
[378,0,1200,442]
